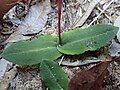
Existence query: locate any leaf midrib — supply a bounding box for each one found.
[4,47,56,56]
[43,62,63,89]
[63,29,116,45]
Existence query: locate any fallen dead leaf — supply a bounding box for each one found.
[3,30,31,43]
[68,61,111,90]
[18,0,51,35]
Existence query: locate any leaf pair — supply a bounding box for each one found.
[2,24,118,65]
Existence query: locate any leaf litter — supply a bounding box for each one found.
[3,0,51,43]
[0,0,120,90]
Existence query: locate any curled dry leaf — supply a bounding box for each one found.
[68,61,111,90]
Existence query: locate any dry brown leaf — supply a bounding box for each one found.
[68,61,111,90]
[0,0,19,20]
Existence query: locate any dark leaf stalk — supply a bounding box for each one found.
[57,0,62,45]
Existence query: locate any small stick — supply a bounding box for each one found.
[59,56,65,65]
[74,0,101,28]
[88,0,115,26]
[96,6,112,22]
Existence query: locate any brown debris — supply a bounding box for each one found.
[0,0,19,20]
[68,61,111,90]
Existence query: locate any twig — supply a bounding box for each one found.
[61,59,103,67]
[74,0,101,28]
[96,6,112,22]
[88,0,115,26]
[61,57,113,67]
[59,56,65,65]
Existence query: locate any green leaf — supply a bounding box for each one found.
[40,60,68,90]
[57,24,119,55]
[2,35,62,65]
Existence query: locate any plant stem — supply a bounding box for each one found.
[57,0,62,45]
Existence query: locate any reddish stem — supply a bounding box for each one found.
[57,0,62,45]
[21,0,29,4]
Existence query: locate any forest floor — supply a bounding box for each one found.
[0,0,120,90]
